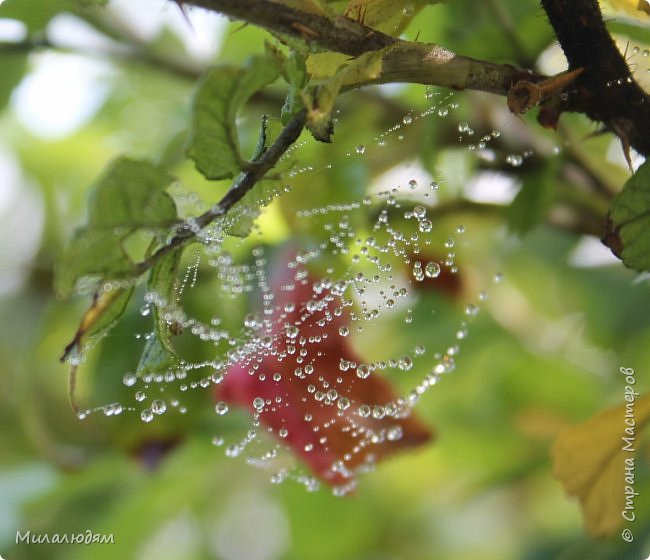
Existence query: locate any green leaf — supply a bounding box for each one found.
[0,52,27,111]
[281,51,308,124]
[137,250,182,376]
[603,160,650,271]
[187,56,280,180]
[0,0,107,31]
[506,165,556,236]
[55,157,177,297]
[342,0,437,36]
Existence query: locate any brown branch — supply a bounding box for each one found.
[185,0,649,157]
[186,0,541,96]
[541,0,650,157]
[135,109,308,274]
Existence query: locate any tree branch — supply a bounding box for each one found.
[540,0,650,157]
[185,0,649,157]
[135,109,308,274]
[185,0,540,96]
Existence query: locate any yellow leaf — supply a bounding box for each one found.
[601,0,650,19]
[343,0,438,36]
[551,393,650,537]
[306,52,350,80]
[302,48,386,140]
[269,0,326,15]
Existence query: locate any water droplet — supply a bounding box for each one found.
[465,303,479,316]
[355,145,366,155]
[141,409,154,423]
[356,364,370,379]
[226,445,241,458]
[338,397,351,411]
[403,114,413,125]
[151,399,167,415]
[506,154,523,167]
[122,372,137,387]
[387,426,403,441]
[135,391,146,402]
[425,261,441,278]
[418,219,432,233]
[458,121,473,134]
[286,325,299,339]
[215,401,229,415]
[253,397,265,411]
[212,436,224,446]
[413,205,426,218]
[338,326,349,337]
[372,405,385,419]
[398,355,413,370]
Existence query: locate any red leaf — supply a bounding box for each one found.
[218,249,433,487]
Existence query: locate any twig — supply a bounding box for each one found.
[185,0,541,96]
[541,0,650,157]
[135,109,308,274]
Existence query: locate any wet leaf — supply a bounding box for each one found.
[603,160,650,271]
[62,286,135,362]
[551,393,650,537]
[137,250,182,376]
[187,56,280,180]
[55,157,177,297]
[344,0,437,35]
[218,248,433,488]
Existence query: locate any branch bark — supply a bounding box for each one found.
[541,0,650,156]
[186,0,540,96]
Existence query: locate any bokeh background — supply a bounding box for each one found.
[1,1,649,559]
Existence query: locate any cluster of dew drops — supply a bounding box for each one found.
[78,87,507,492]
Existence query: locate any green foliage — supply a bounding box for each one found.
[136,251,182,376]
[0,52,27,111]
[0,0,107,31]
[605,160,650,271]
[506,163,557,236]
[54,157,177,297]
[187,56,280,180]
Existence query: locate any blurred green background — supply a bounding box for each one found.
[0,0,649,559]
